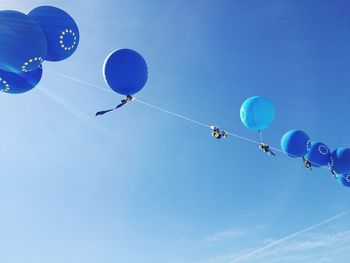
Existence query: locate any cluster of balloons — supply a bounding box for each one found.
[281,130,350,187]
[0,6,79,94]
[93,47,350,189]
[236,96,349,188]
[2,7,345,188]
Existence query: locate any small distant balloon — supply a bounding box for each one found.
[103,49,148,95]
[329,148,350,174]
[337,174,350,187]
[0,10,47,73]
[304,141,331,168]
[28,6,80,62]
[281,130,311,158]
[240,96,276,131]
[0,66,43,94]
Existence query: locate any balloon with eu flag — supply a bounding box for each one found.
[303,141,331,170]
[28,6,80,62]
[337,174,350,188]
[0,10,47,74]
[329,148,350,175]
[0,66,43,94]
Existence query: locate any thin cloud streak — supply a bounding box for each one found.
[206,229,248,242]
[206,226,264,243]
[230,212,346,263]
[256,230,350,263]
[39,87,120,142]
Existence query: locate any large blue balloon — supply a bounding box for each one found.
[329,148,350,174]
[0,10,47,73]
[240,96,276,131]
[304,142,331,168]
[337,174,350,188]
[281,130,311,158]
[103,49,148,95]
[28,6,79,62]
[0,67,42,94]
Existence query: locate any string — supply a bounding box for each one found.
[133,99,330,172]
[133,98,211,129]
[48,71,334,174]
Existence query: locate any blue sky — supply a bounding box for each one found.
[0,0,350,262]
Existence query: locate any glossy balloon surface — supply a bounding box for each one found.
[281,130,311,158]
[0,66,43,94]
[304,142,331,168]
[329,148,350,174]
[240,96,276,131]
[337,174,350,187]
[28,6,79,61]
[103,49,148,95]
[0,10,47,73]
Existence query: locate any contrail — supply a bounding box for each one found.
[230,212,347,263]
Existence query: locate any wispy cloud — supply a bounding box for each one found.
[229,212,346,263]
[39,87,91,122]
[195,212,348,263]
[258,230,350,262]
[206,228,248,242]
[206,225,263,242]
[39,87,120,142]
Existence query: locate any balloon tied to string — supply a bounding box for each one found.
[1,6,349,187]
[47,47,350,186]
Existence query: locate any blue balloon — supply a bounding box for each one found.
[329,148,350,174]
[0,66,42,94]
[0,10,47,73]
[103,49,148,95]
[304,142,331,168]
[240,96,276,131]
[28,6,79,62]
[337,174,350,187]
[281,130,311,158]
